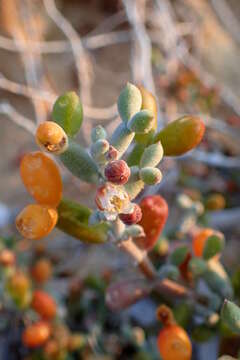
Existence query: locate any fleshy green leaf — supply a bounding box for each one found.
[158,264,180,281]
[139,167,162,185]
[203,268,233,299]
[52,92,83,137]
[118,83,142,123]
[169,245,189,266]
[110,123,135,158]
[189,257,207,277]
[128,110,154,134]
[221,300,240,334]
[140,142,163,168]
[203,235,225,260]
[60,140,100,183]
[124,180,145,200]
[91,125,107,143]
[134,85,158,146]
[127,143,145,167]
[57,198,109,244]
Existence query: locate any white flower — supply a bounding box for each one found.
[95,183,133,221]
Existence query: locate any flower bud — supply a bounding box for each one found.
[91,125,107,142]
[105,160,130,185]
[36,121,68,155]
[118,82,142,123]
[119,203,142,225]
[140,167,162,185]
[128,109,154,134]
[106,145,119,161]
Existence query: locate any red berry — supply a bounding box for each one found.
[135,195,168,250]
[31,290,57,320]
[104,160,130,185]
[22,321,51,348]
[119,204,142,225]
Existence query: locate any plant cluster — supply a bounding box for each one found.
[10,82,240,359]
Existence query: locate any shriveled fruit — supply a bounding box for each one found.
[20,152,62,207]
[31,290,57,320]
[157,324,192,360]
[16,204,58,240]
[135,195,168,250]
[35,121,68,155]
[192,228,214,257]
[22,321,51,348]
[154,116,205,156]
[31,258,52,284]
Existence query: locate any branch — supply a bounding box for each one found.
[43,0,92,105]
[0,102,36,134]
[0,74,117,120]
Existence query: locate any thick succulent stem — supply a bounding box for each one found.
[118,237,210,306]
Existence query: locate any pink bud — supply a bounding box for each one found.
[106,145,119,161]
[104,160,130,185]
[119,203,142,225]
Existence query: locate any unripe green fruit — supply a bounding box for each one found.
[154,116,205,156]
[60,140,100,183]
[52,92,83,137]
[139,167,162,185]
[118,82,142,123]
[128,110,154,134]
[140,142,163,168]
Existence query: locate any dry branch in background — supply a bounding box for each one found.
[0,0,239,167]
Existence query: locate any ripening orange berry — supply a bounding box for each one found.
[22,321,51,348]
[31,258,52,284]
[35,121,68,155]
[20,152,62,207]
[31,290,57,320]
[16,204,58,240]
[0,249,16,267]
[157,324,192,360]
[192,228,214,257]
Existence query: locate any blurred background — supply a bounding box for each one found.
[0,0,240,359]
